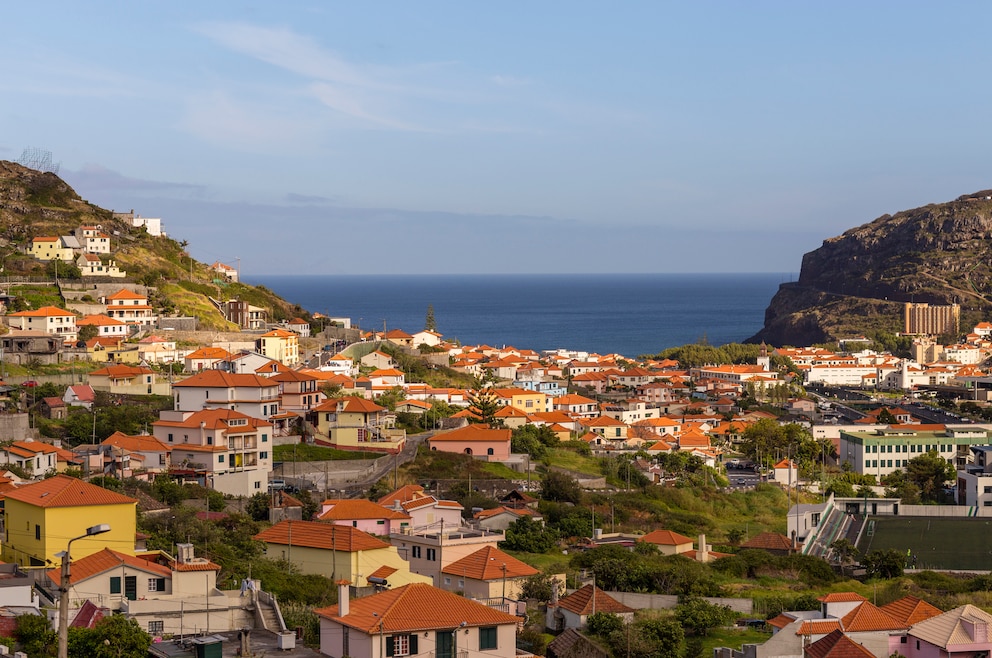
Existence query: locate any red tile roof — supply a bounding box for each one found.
[254,520,389,551]
[818,592,868,603]
[639,529,693,547]
[318,499,410,522]
[315,583,519,633]
[555,585,634,616]
[429,425,511,443]
[2,475,136,509]
[48,548,170,585]
[9,306,74,317]
[173,370,278,389]
[101,432,170,453]
[797,620,842,636]
[441,545,538,581]
[741,532,793,551]
[880,595,943,626]
[839,602,907,632]
[90,364,154,377]
[805,629,875,658]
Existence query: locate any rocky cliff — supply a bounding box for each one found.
[748,190,992,346]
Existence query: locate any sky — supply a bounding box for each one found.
[3,2,992,275]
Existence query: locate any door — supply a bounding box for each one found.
[436,630,454,658]
[124,576,137,601]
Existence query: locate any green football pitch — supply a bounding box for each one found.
[857,517,992,571]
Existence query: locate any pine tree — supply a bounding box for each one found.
[425,303,437,332]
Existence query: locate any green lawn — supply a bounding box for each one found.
[479,461,524,480]
[545,448,602,476]
[503,549,569,573]
[857,517,992,570]
[273,444,381,461]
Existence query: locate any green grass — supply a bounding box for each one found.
[544,448,603,476]
[479,461,523,479]
[696,627,773,656]
[274,444,382,461]
[503,550,569,573]
[858,517,992,570]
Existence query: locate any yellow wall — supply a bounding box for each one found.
[2,500,137,566]
[260,542,430,587]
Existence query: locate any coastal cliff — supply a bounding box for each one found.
[748,190,992,346]
[0,161,307,328]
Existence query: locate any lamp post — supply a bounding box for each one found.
[58,523,111,658]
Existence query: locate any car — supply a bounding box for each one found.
[21,381,37,388]
[268,480,287,490]
[736,478,746,485]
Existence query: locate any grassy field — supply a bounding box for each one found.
[273,444,381,461]
[857,517,992,570]
[545,448,603,476]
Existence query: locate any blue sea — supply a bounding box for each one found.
[247,273,791,358]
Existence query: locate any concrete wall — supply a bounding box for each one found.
[0,414,30,442]
[602,591,753,614]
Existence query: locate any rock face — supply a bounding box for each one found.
[748,190,992,346]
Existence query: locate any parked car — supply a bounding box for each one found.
[21,381,37,388]
[268,479,286,491]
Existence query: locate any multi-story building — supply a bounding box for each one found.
[839,426,990,479]
[6,306,77,342]
[29,236,74,261]
[75,226,112,254]
[904,302,960,336]
[152,408,272,496]
[171,370,281,420]
[389,523,504,586]
[103,289,157,327]
[256,328,300,366]
[957,445,992,508]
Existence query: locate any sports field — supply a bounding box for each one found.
[857,517,992,571]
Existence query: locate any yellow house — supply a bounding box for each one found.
[253,520,431,587]
[309,397,405,452]
[492,387,548,414]
[1,475,137,567]
[256,328,300,366]
[29,236,74,261]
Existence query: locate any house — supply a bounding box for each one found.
[29,236,74,261]
[547,628,609,658]
[317,499,412,535]
[428,425,512,461]
[0,329,63,365]
[6,306,77,341]
[283,317,311,337]
[0,474,137,566]
[254,520,431,587]
[315,582,520,658]
[552,394,599,418]
[473,507,543,532]
[152,408,273,496]
[439,545,538,600]
[361,350,396,370]
[310,397,405,452]
[772,459,799,486]
[39,396,66,420]
[77,314,129,338]
[76,253,126,278]
[383,329,415,347]
[900,603,991,658]
[101,432,171,475]
[64,384,95,409]
[137,335,180,364]
[184,346,233,372]
[75,226,112,253]
[88,364,170,396]
[741,532,794,556]
[257,328,300,366]
[210,261,238,282]
[172,370,281,420]
[638,529,694,555]
[390,524,504,586]
[412,330,443,348]
[102,289,157,327]
[0,439,60,474]
[546,585,634,632]
[222,299,267,329]
[271,370,325,413]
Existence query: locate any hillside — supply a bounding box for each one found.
[748,190,992,346]
[0,160,308,329]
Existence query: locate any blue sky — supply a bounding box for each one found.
[3,2,991,275]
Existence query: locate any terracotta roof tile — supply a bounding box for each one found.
[2,475,136,508]
[441,545,538,580]
[556,585,634,616]
[839,602,906,632]
[741,532,793,551]
[639,529,693,547]
[318,499,410,522]
[805,629,876,658]
[428,425,511,443]
[880,595,943,626]
[47,548,170,585]
[818,592,868,603]
[797,620,842,636]
[254,520,389,551]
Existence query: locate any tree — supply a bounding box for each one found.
[520,572,564,602]
[905,450,956,503]
[246,491,271,522]
[674,597,736,636]
[862,549,905,579]
[587,612,624,637]
[726,529,744,546]
[830,538,860,576]
[16,613,55,657]
[540,471,583,504]
[877,408,897,424]
[77,323,100,342]
[69,615,151,658]
[466,387,501,426]
[502,516,559,553]
[425,304,437,332]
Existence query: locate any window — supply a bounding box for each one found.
[412,546,422,559]
[386,634,417,657]
[262,434,268,442]
[260,451,268,459]
[148,578,166,592]
[426,548,437,561]
[148,621,164,634]
[487,448,494,456]
[444,577,451,585]
[168,433,173,443]
[110,577,121,594]
[218,455,225,463]
[985,486,992,494]
[255,481,261,489]
[35,524,40,540]
[480,627,498,651]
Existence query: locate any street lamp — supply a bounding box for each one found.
[58,523,111,658]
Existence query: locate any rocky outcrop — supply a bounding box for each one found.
[749,191,992,346]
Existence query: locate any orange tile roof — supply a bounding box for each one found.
[314,583,519,633]
[254,521,389,551]
[441,545,538,580]
[105,289,147,300]
[741,532,793,551]
[2,475,136,508]
[185,347,232,360]
[9,306,74,317]
[376,484,426,507]
[429,425,511,443]
[314,397,386,414]
[101,432,170,453]
[77,314,126,327]
[173,370,278,389]
[797,620,842,636]
[46,548,170,585]
[766,613,796,629]
[318,499,410,521]
[556,585,634,616]
[805,629,876,658]
[152,408,272,431]
[879,595,943,626]
[818,592,868,603]
[839,602,906,632]
[368,565,397,582]
[90,364,154,377]
[639,529,693,547]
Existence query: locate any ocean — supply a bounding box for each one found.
[247,273,791,358]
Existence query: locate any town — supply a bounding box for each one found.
[0,215,990,658]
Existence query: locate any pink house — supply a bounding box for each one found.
[898,604,992,658]
[317,499,411,535]
[427,425,511,461]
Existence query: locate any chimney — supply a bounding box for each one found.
[337,580,351,616]
[176,543,194,564]
[698,534,709,563]
[550,579,559,606]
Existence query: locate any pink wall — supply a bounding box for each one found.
[429,440,510,461]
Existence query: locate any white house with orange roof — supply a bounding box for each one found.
[184,346,233,372]
[552,393,599,418]
[103,289,157,327]
[319,352,355,376]
[256,328,300,365]
[89,364,170,395]
[581,416,629,445]
[315,582,521,658]
[75,226,112,253]
[309,397,405,452]
[101,431,171,475]
[773,459,799,486]
[76,252,126,277]
[412,329,443,347]
[152,408,272,495]
[369,368,405,388]
[473,506,543,532]
[6,305,77,341]
[77,314,128,338]
[0,439,60,475]
[210,260,238,282]
[440,545,539,600]
[137,334,180,364]
[282,317,311,337]
[172,370,281,420]
[270,369,325,413]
